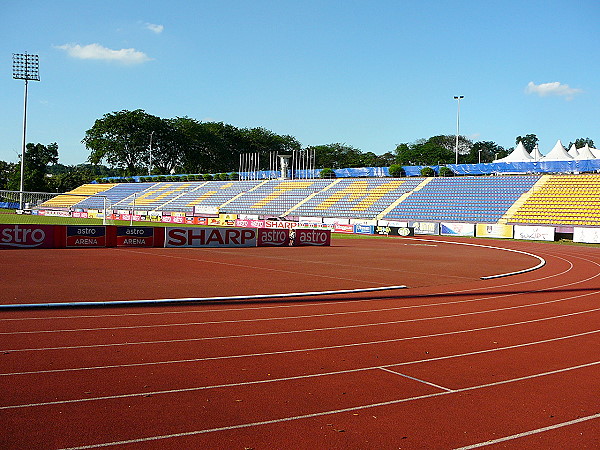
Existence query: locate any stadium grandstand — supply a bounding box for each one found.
[19,172,600,230]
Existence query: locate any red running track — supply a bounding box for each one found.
[0,235,599,449]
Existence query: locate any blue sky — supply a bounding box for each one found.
[1,0,599,165]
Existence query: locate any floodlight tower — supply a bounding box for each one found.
[453,95,463,165]
[13,52,40,208]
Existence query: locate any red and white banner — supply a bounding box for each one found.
[164,227,257,248]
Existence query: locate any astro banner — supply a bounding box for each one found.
[257,228,290,246]
[164,227,257,248]
[0,224,55,249]
[116,226,154,247]
[292,229,331,246]
[66,226,106,248]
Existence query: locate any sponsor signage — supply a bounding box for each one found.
[573,227,600,244]
[354,224,374,234]
[475,223,514,239]
[0,225,55,249]
[441,222,475,237]
[514,225,555,242]
[293,229,331,246]
[116,226,154,247]
[257,228,290,246]
[409,222,439,235]
[66,226,106,248]
[164,227,257,248]
[334,223,355,233]
[377,226,415,237]
[235,219,266,228]
[265,220,296,229]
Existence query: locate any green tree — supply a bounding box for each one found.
[515,134,538,153]
[568,138,595,149]
[82,109,163,175]
[8,142,58,191]
[308,143,364,169]
[0,161,16,190]
[394,135,469,166]
[388,164,405,177]
[465,141,507,164]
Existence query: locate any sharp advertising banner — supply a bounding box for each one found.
[164,227,257,248]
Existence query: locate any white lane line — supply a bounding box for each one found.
[454,413,600,449]
[378,367,454,392]
[56,360,600,450]
[3,277,599,350]
[2,305,599,377]
[0,248,575,323]
[2,328,598,409]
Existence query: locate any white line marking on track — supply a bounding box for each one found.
[2,328,598,409]
[2,306,599,376]
[454,412,600,449]
[0,248,575,323]
[55,360,600,450]
[378,367,454,392]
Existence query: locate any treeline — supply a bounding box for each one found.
[82,109,395,176]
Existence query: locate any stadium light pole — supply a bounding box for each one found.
[148,131,155,176]
[454,95,463,165]
[13,52,40,208]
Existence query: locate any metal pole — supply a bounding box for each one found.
[148,131,154,176]
[19,79,28,209]
[454,95,463,165]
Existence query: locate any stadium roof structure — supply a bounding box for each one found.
[568,144,579,158]
[542,140,573,161]
[531,144,544,161]
[574,143,597,160]
[495,141,533,162]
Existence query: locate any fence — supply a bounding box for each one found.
[0,190,111,226]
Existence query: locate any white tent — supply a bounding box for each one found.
[495,141,533,162]
[568,144,579,158]
[541,140,573,161]
[575,143,597,160]
[591,147,600,158]
[530,144,544,161]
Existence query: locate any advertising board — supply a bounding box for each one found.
[475,223,514,239]
[573,227,600,244]
[334,224,354,233]
[66,226,106,248]
[292,229,331,246]
[116,226,154,247]
[441,222,475,237]
[257,228,290,246]
[354,224,374,234]
[376,226,415,237]
[164,227,257,248]
[0,224,55,249]
[409,222,440,235]
[513,225,555,241]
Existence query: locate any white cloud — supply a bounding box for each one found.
[525,81,583,100]
[56,43,152,64]
[145,23,164,34]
